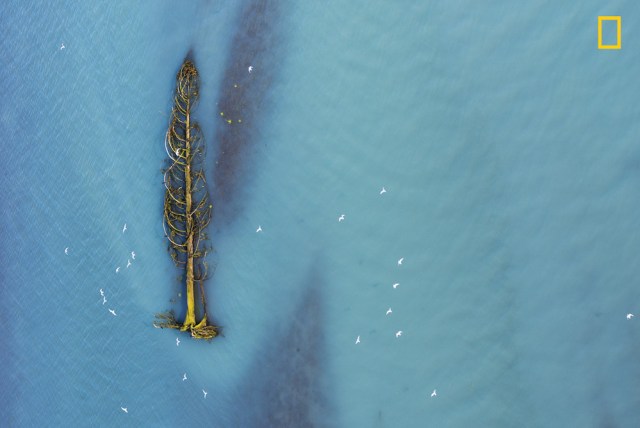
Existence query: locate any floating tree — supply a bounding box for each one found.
[154,57,219,340]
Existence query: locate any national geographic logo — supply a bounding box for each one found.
[598,16,621,50]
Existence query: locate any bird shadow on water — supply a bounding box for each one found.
[228,261,334,427]
[211,0,287,228]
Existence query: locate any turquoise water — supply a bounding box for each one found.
[1,1,640,426]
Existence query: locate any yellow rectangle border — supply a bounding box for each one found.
[598,16,621,49]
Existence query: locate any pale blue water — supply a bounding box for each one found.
[1,1,640,426]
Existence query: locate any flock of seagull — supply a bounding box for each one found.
[64,222,134,319]
[106,224,136,316]
[113,224,136,274]
[252,186,433,397]
[256,188,406,342]
[344,189,404,344]
[340,190,637,402]
[350,252,403,343]
[338,187,435,399]
[64,220,212,415]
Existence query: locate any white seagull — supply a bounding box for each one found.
[431,389,437,398]
[202,390,208,399]
[256,225,262,233]
[338,214,345,222]
[355,335,361,344]
[379,187,387,195]
[182,373,187,381]
[121,407,128,413]
[126,259,132,268]
[102,296,107,305]
[60,43,65,50]
[392,283,399,289]
[627,313,634,320]
[64,247,69,255]
[248,65,253,73]
[122,223,127,233]
[115,267,120,274]
[131,251,136,260]
[386,308,392,315]
[397,257,404,266]
[395,330,402,338]
[176,337,180,346]
[109,309,117,316]
[99,288,104,296]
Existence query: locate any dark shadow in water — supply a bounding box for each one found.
[230,263,333,427]
[211,0,284,226]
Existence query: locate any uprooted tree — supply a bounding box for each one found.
[154,56,219,340]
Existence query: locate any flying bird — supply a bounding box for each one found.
[109,309,117,316]
[397,258,404,266]
[126,259,131,268]
[115,267,120,273]
[182,373,187,381]
[431,389,437,398]
[386,308,392,315]
[60,43,65,50]
[395,330,402,338]
[102,296,107,305]
[256,225,262,233]
[627,313,634,320]
[99,288,104,296]
[202,390,208,399]
[121,407,128,413]
[338,214,345,222]
[176,337,180,346]
[392,283,399,289]
[355,335,361,344]
[64,247,69,255]
[131,251,136,260]
[122,223,127,233]
[248,65,253,73]
[380,187,387,195]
